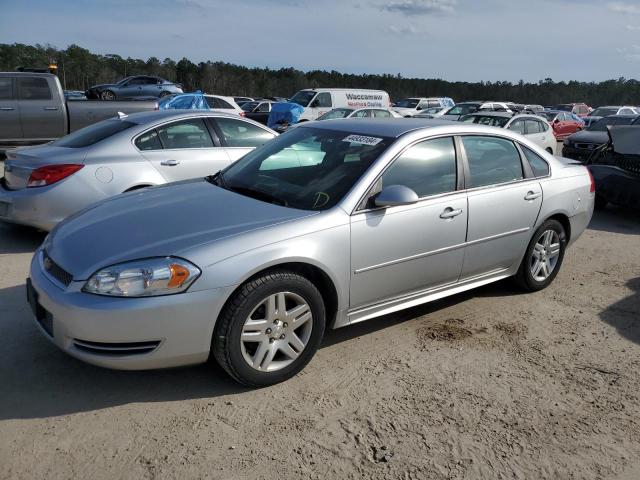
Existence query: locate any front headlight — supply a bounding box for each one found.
[83,257,200,297]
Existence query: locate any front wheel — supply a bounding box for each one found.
[100,90,115,101]
[514,219,567,292]
[212,271,326,387]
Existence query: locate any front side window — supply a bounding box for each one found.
[522,146,550,177]
[381,137,457,198]
[462,136,524,188]
[352,109,370,118]
[314,92,332,108]
[373,109,391,118]
[289,90,317,108]
[52,119,136,148]
[156,119,214,149]
[215,117,275,148]
[217,126,392,210]
[257,103,270,113]
[0,78,14,100]
[17,77,51,100]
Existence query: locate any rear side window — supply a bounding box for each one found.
[373,110,391,118]
[206,97,234,109]
[156,119,214,149]
[18,77,51,100]
[508,120,526,134]
[53,120,135,148]
[215,117,275,148]
[381,137,457,198]
[522,146,550,177]
[462,136,523,187]
[525,120,542,134]
[0,78,14,100]
[135,130,162,151]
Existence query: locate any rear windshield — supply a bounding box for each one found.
[589,108,618,117]
[52,119,136,148]
[589,116,636,131]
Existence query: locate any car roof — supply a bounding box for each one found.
[116,109,244,125]
[298,118,459,138]
[601,114,640,119]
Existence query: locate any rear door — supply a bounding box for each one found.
[524,119,550,150]
[0,77,22,140]
[460,135,542,279]
[138,117,231,181]
[211,116,276,162]
[17,76,65,141]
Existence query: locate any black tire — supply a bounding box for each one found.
[514,219,567,292]
[595,194,608,210]
[212,270,325,387]
[100,90,115,101]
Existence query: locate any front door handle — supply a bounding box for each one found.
[43,107,59,111]
[160,159,180,166]
[439,207,463,219]
[524,191,542,201]
[0,107,14,111]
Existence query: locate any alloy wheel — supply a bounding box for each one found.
[240,292,313,372]
[530,230,561,281]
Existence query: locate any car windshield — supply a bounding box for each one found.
[590,107,618,117]
[460,115,510,127]
[394,98,420,108]
[241,101,259,112]
[588,116,635,131]
[318,108,353,120]
[289,91,317,107]
[52,119,136,148]
[213,126,393,210]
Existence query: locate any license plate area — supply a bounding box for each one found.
[26,278,53,337]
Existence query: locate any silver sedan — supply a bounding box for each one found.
[0,110,276,230]
[27,118,594,386]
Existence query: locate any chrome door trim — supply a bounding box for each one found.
[353,226,530,275]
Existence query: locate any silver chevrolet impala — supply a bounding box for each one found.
[27,118,594,386]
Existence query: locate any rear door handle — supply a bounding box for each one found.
[524,191,542,201]
[43,107,59,111]
[0,107,15,111]
[440,207,463,219]
[160,159,180,166]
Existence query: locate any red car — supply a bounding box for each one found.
[540,110,584,140]
[553,103,592,118]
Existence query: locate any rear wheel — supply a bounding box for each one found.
[514,219,567,292]
[212,271,325,387]
[100,90,115,101]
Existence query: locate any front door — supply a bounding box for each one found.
[459,135,543,279]
[350,136,467,308]
[138,118,231,182]
[212,116,277,163]
[0,77,22,141]
[17,76,65,141]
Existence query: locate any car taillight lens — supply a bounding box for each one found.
[588,169,596,193]
[239,111,246,117]
[27,164,84,188]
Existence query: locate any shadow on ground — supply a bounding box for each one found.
[599,277,640,345]
[588,205,640,236]
[0,223,46,254]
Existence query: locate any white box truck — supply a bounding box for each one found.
[289,88,391,122]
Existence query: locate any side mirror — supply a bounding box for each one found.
[374,185,419,208]
[553,118,560,124]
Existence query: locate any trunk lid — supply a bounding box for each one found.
[3,145,87,190]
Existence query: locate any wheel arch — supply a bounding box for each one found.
[124,183,155,193]
[544,212,571,242]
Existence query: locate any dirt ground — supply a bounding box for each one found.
[1,192,639,479]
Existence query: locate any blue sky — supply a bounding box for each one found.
[1,0,640,82]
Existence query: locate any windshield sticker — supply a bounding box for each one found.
[343,135,382,146]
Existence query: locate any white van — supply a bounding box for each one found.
[392,97,455,117]
[289,88,391,122]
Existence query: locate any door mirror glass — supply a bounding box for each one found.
[374,185,419,208]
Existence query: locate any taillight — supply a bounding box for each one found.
[239,111,246,117]
[27,164,84,188]
[587,169,595,193]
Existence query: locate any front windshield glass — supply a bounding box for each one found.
[52,119,136,148]
[394,98,420,108]
[590,108,618,117]
[289,91,317,107]
[241,101,259,112]
[318,108,353,120]
[216,127,393,210]
[460,115,510,127]
[589,116,635,131]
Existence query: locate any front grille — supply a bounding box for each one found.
[42,251,73,287]
[73,339,161,356]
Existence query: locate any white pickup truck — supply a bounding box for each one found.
[0,72,158,149]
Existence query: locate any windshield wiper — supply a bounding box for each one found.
[205,171,227,187]
[227,185,288,207]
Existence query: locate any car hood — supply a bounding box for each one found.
[88,83,117,90]
[566,130,609,144]
[44,180,317,280]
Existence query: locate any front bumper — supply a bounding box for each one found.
[28,249,234,370]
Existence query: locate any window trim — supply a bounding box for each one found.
[354,134,464,213]
[132,115,221,152]
[519,143,551,179]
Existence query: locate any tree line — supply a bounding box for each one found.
[2,43,640,107]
